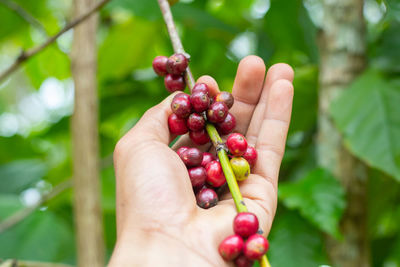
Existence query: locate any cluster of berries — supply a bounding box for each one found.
[152,53,189,92]
[219,212,269,266]
[168,84,236,144]
[176,147,224,209]
[176,133,257,210]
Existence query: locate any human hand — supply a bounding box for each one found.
[109,56,294,266]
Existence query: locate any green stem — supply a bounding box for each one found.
[206,123,247,212]
[157,0,271,265]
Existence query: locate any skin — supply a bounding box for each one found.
[109,55,294,266]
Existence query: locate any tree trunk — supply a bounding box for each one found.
[317,0,370,266]
[71,0,104,266]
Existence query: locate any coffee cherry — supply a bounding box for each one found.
[168,114,188,135]
[230,157,250,181]
[196,188,218,209]
[171,95,191,118]
[243,146,257,168]
[188,166,207,188]
[201,152,215,168]
[205,160,226,187]
[207,102,228,123]
[180,148,203,167]
[226,133,248,156]
[213,91,234,109]
[216,112,236,135]
[218,235,244,261]
[189,129,210,145]
[176,146,189,158]
[234,255,254,267]
[166,53,188,75]
[152,56,168,76]
[165,74,185,93]
[233,212,259,238]
[187,113,205,131]
[192,83,209,95]
[174,92,190,102]
[243,234,269,260]
[190,91,210,113]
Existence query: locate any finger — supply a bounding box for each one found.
[171,75,220,151]
[229,56,266,134]
[246,63,294,146]
[117,93,177,148]
[195,75,220,97]
[255,79,294,190]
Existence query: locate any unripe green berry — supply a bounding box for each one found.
[230,157,250,181]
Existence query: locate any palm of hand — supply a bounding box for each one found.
[112,56,294,266]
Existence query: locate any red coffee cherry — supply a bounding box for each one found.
[243,146,258,168]
[190,91,210,113]
[205,160,226,187]
[180,148,203,167]
[187,113,205,131]
[152,56,168,76]
[230,157,250,181]
[216,112,236,135]
[218,235,244,261]
[174,92,190,102]
[233,212,259,238]
[171,94,192,118]
[234,254,254,267]
[188,166,207,188]
[176,146,189,158]
[168,113,188,135]
[201,152,215,168]
[243,234,269,260]
[226,133,248,156]
[213,91,234,109]
[166,53,188,75]
[189,129,210,145]
[207,102,228,123]
[164,74,185,92]
[196,188,218,209]
[192,83,209,95]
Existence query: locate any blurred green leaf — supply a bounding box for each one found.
[262,0,318,65]
[0,194,22,218]
[268,209,328,267]
[373,22,400,73]
[98,18,160,81]
[24,46,70,88]
[0,195,75,263]
[290,64,318,133]
[331,70,400,181]
[0,159,47,194]
[279,168,346,238]
[108,0,161,20]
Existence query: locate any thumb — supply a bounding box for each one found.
[120,93,177,146]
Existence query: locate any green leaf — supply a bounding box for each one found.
[24,46,70,89]
[107,0,161,20]
[98,18,160,81]
[268,209,328,267]
[0,159,47,194]
[331,70,400,181]
[0,195,75,263]
[290,64,318,133]
[279,168,346,238]
[373,22,400,73]
[262,0,318,65]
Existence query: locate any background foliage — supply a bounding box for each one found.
[0,0,399,266]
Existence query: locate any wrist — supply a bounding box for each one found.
[109,228,218,267]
